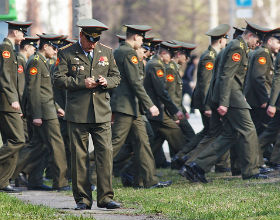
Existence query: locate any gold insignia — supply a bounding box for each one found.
[34,55,39,60]
[240,42,244,49]
[209,51,215,58]
[169,63,175,70]
[264,48,269,53]
[60,43,72,50]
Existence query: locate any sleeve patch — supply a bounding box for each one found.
[166,74,175,82]
[156,69,164,77]
[55,57,60,66]
[131,56,138,64]
[205,62,214,70]
[2,51,10,58]
[30,67,38,75]
[258,57,266,65]
[18,65,23,74]
[232,53,241,62]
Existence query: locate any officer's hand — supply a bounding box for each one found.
[57,108,65,117]
[217,105,228,116]
[204,110,212,117]
[176,111,184,120]
[85,78,98,89]
[185,112,190,119]
[33,118,42,126]
[267,105,276,118]
[11,101,20,111]
[149,105,159,116]
[98,75,107,87]
[261,102,267,108]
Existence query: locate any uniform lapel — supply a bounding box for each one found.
[73,42,90,65]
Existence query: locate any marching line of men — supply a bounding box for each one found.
[1,18,280,210]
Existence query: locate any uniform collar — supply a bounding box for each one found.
[208,45,217,56]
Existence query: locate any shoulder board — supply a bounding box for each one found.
[99,43,112,50]
[1,41,10,46]
[239,42,244,50]
[60,44,72,51]
[34,54,39,61]
[209,51,215,59]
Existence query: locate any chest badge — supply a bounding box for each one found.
[18,65,24,74]
[98,56,109,66]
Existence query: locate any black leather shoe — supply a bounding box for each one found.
[74,203,91,210]
[98,201,121,209]
[0,185,21,193]
[55,185,71,191]
[171,155,188,170]
[121,172,134,187]
[15,173,28,187]
[259,165,274,174]
[28,184,53,191]
[149,180,172,189]
[189,162,208,183]
[243,173,268,180]
[270,163,280,170]
[180,164,197,182]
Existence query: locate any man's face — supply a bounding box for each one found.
[161,50,171,64]
[25,45,36,58]
[15,30,25,45]
[45,44,57,59]
[177,52,188,65]
[247,33,261,50]
[134,35,143,50]
[80,32,98,52]
[268,37,280,54]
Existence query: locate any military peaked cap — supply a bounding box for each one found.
[206,24,230,39]
[6,21,32,36]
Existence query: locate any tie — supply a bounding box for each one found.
[87,52,92,63]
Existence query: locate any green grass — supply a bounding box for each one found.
[0,192,94,220]
[110,169,280,220]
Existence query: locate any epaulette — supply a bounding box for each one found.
[60,44,72,51]
[240,42,244,50]
[158,59,164,66]
[209,51,215,59]
[99,43,112,50]
[169,62,176,70]
[34,54,39,60]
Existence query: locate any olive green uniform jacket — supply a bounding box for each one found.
[269,53,280,109]
[111,42,153,116]
[53,42,120,123]
[212,36,251,109]
[144,55,178,121]
[191,45,217,111]
[244,45,274,108]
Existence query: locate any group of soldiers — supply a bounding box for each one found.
[1,17,280,210]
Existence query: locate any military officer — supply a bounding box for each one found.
[244,28,280,170]
[54,19,121,210]
[111,24,171,189]
[183,21,270,183]
[189,24,230,154]
[0,21,32,192]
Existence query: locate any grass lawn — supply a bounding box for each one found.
[110,169,280,220]
[0,192,94,220]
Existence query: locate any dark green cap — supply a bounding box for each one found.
[37,34,63,49]
[206,24,230,38]
[77,19,108,42]
[267,28,280,41]
[6,21,32,36]
[169,40,196,57]
[124,25,151,37]
[116,34,126,43]
[20,36,39,49]
[245,20,271,39]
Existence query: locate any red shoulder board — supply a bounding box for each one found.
[258,57,266,65]
[2,51,10,59]
[18,65,23,74]
[30,67,38,75]
[166,74,175,82]
[205,62,213,70]
[55,57,60,66]
[232,53,241,62]
[131,56,138,64]
[156,69,164,77]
